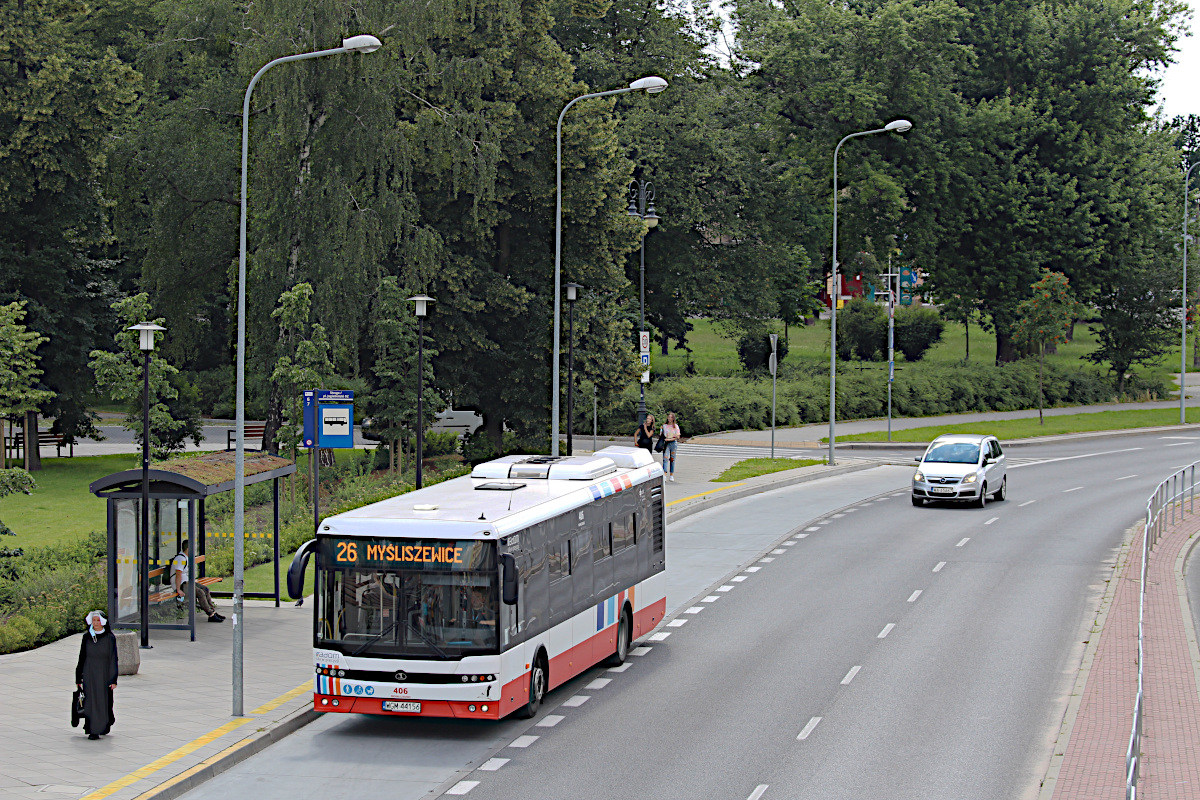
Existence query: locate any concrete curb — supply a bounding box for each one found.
[1037,520,1139,800]
[1174,524,1200,729]
[832,423,1199,450]
[132,704,319,800]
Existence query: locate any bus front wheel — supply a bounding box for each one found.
[519,654,547,719]
[606,608,632,667]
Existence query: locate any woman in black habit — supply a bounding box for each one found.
[76,610,118,739]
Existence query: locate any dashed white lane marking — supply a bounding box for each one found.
[608,663,632,673]
[509,734,540,747]
[771,548,786,554]
[732,576,748,582]
[561,696,590,708]
[818,520,831,525]
[446,780,480,794]
[806,527,820,531]
[1165,442,1193,447]
[748,785,770,800]
[667,619,688,627]
[933,561,946,572]
[745,567,762,572]
[782,541,797,546]
[717,585,735,592]
[907,590,922,602]
[891,493,906,497]
[648,632,671,642]
[878,623,896,639]
[845,508,858,513]
[702,595,720,602]
[1115,474,1138,481]
[876,497,890,501]
[1019,500,1036,507]
[759,557,775,563]
[797,716,823,740]
[985,517,999,525]
[841,665,862,685]
[630,646,653,656]
[956,538,970,547]
[1063,486,1083,493]
[586,678,612,689]
[832,513,846,518]
[795,533,809,539]
[537,714,566,726]
[479,758,510,771]
[685,606,704,614]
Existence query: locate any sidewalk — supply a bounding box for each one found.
[1045,511,1200,798]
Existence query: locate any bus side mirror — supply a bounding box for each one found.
[500,553,518,605]
[287,539,317,601]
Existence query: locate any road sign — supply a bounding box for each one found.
[769,334,778,376]
[639,331,650,354]
[317,389,354,402]
[640,353,650,366]
[302,391,317,447]
[317,404,354,449]
[899,267,914,306]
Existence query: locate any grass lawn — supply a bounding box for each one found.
[2,454,136,549]
[835,407,1200,443]
[715,458,825,482]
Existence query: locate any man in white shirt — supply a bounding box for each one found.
[171,540,224,622]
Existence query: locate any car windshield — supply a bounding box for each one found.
[923,442,981,464]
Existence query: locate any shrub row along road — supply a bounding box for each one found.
[180,432,1189,800]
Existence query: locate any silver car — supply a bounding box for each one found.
[911,434,1007,507]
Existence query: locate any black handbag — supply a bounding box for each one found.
[654,435,667,453]
[71,689,84,728]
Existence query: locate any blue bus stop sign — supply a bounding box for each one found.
[317,404,354,449]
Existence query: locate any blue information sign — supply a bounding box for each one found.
[317,389,355,403]
[302,391,317,448]
[317,404,355,449]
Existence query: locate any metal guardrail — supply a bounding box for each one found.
[1128,462,1198,798]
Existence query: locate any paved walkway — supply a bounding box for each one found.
[1048,510,1200,798]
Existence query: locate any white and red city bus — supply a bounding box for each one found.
[287,446,667,720]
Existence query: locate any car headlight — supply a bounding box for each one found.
[963,473,978,483]
[913,471,924,482]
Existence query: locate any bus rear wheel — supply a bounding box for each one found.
[518,654,546,719]
[606,609,632,667]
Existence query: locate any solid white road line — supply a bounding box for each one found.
[648,632,671,641]
[561,696,590,708]
[878,623,896,639]
[907,590,922,603]
[608,663,632,673]
[841,666,862,685]
[956,538,970,547]
[1019,500,1036,507]
[985,517,999,525]
[446,780,479,794]
[1115,474,1138,481]
[668,619,688,627]
[1008,447,1142,469]
[478,758,510,771]
[630,646,653,656]
[797,717,823,740]
[1063,486,1083,493]
[586,678,612,689]
[933,561,946,572]
[685,606,704,614]
[748,785,770,800]
[509,734,540,747]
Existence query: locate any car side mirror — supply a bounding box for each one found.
[500,553,518,605]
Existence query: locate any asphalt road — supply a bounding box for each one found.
[180,431,1197,800]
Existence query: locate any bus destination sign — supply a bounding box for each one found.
[320,537,492,571]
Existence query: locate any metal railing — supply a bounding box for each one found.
[1128,462,1198,798]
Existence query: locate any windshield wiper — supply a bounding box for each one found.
[349,619,401,657]
[403,618,449,659]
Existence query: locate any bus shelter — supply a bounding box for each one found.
[89,451,296,643]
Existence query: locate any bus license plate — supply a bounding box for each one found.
[383,701,421,713]
[929,487,955,494]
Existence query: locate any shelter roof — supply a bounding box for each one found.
[89,451,296,498]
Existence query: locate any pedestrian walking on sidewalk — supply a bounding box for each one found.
[660,412,681,482]
[171,540,224,622]
[75,611,117,740]
[634,414,656,452]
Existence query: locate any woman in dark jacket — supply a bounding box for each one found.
[634,414,656,452]
[76,610,118,739]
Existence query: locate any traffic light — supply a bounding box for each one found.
[899,267,914,306]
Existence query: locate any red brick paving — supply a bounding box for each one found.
[1053,514,1200,799]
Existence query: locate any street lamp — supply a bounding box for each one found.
[828,119,912,466]
[233,33,382,717]
[1183,162,1200,425]
[628,179,659,425]
[408,295,434,488]
[129,322,164,649]
[552,76,669,454]
[565,283,583,455]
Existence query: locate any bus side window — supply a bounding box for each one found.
[549,540,570,582]
[595,524,611,561]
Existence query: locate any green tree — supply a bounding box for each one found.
[268,283,336,461]
[0,468,36,553]
[1013,272,1086,423]
[0,301,53,470]
[88,294,202,459]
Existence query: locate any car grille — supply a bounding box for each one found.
[927,477,960,484]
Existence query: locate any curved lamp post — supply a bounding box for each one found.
[627,179,659,425]
[828,119,912,466]
[552,76,668,454]
[1183,161,1200,424]
[234,33,382,717]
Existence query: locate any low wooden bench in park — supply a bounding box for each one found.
[5,430,74,458]
[226,423,266,451]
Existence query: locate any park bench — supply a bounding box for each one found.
[146,555,223,604]
[4,429,73,458]
[226,423,266,451]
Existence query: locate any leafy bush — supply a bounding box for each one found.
[835,299,887,360]
[736,330,789,372]
[423,431,460,457]
[894,307,945,361]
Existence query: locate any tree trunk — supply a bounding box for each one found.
[1038,344,1045,425]
[24,411,42,471]
[1,418,6,470]
[484,414,504,457]
[660,331,668,356]
[261,386,285,456]
[995,327,1019,364]
[964,321,970,362]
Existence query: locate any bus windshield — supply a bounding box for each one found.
[316,539,498,659]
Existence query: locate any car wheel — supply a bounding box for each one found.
[911,495,924,507]
[993,476,1007,501]
[977,484,987,509]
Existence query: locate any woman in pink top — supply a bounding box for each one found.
[660,412,681,481]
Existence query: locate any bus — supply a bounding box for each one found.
[287,446,667,720]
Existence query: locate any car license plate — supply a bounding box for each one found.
[382,701,421,713]
[930,487,955,495]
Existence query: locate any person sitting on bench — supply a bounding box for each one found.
[170,540,224,622]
